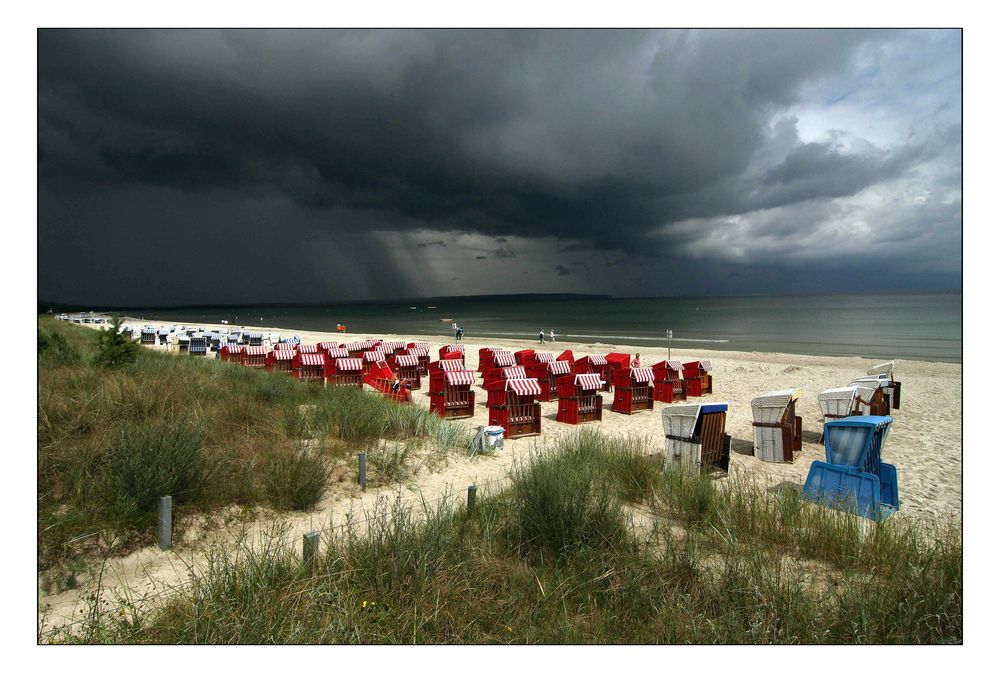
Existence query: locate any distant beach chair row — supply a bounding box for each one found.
[55,313,109,325]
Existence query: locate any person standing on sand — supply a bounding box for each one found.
[632,352,641,367]
[458,327,464,340]
[538,330,545,343]
[549,329,555,343]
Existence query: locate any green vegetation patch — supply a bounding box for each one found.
[52,430,961,644]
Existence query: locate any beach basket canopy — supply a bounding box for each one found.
[573,373,604,391]
[444,371,477,386]
[751,388,800,423]
[866,361,895,376]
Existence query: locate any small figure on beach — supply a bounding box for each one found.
[549,329,555,343]
[538,330,545,343]
[632,352,641,367]
[391,373,401,393]
[457,327,464,340]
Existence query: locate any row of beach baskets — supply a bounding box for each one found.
[136,332,903,521]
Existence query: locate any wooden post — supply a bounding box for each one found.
[303,531,320,566]
[467,484,477,511]
[358,451,367,491]
[158,496,172,551]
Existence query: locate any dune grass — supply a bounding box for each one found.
[53,429,961,644]
[37,318,472,590]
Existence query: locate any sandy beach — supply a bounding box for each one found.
[39,317,962,631]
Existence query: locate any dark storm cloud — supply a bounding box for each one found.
[38,28,961,304]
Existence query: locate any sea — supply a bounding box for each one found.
[126,292,962,364]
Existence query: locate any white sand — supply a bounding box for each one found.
[39,317,961,632]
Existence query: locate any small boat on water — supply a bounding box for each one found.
[427,306,437,309]
[438,318,453,323]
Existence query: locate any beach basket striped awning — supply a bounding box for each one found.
[299,353,326,366]
[406,346,429,356]
[336,358,364,371]
[141,327,156,334]
[275,342,297,350]
[867,361,895,376]
[317,342,338,351]
[362,350,384,362]
[587,355,608,366]
[548,360,572,375]
[662,403,702,439]
[395,355,420,367]
[500,365,527,379]
[535,352,555,363]
[438,359,465,371]
[752,388,800,422]
[408,341,429,349]
[445,344,464,353]
[272,350,296,361]
[383,341,406,351]
[494,352,516,367]
[444,371,477,386]
[848,376,891,390]
[505,378,543,396]
[362,339,380,349]
[326,348,350,359]
[344,342,367,351]
[699,360,713,371]
[631,367,656,383]
[298,344,319,353]
[666,360,683,372]
[574,373,604,390]
[244,346,269,356]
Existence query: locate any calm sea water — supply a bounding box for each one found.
[130,293,961,363]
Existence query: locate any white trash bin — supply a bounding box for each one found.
[484,426,505,450]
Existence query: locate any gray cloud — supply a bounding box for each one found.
[38,29,961,304]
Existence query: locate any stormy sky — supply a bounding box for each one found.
[37,28,961,305]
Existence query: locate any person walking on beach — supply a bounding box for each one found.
[458,327,464,340]
[538,330,545,343]
[549,329,556,343]
[632,352,641,367]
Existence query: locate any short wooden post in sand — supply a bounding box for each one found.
[467,484,477,511]
[158,496,172,551]
[303,531,320,566]
[358,451,367,491]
